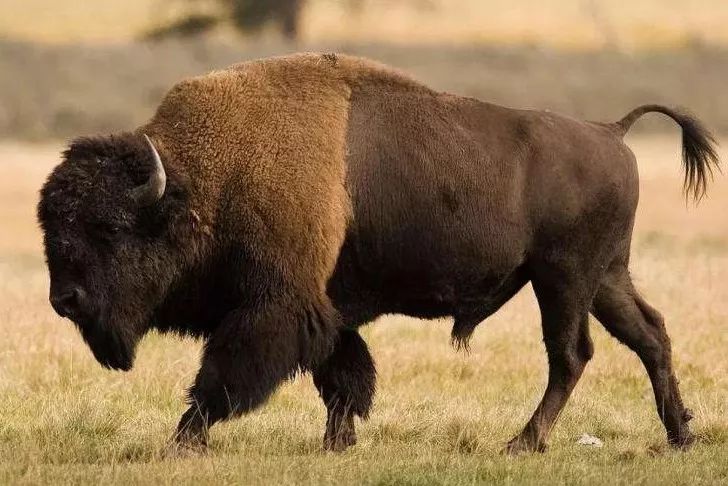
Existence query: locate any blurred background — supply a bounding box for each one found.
[1,0,727,140]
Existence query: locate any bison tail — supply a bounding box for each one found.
[616,104,720,201]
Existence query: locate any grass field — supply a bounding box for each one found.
[0,136,726,484]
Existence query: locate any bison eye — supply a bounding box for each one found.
[89,220,123,239]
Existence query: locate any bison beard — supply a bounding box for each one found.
[38,53,718,454]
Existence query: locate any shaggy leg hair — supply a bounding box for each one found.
[591,259,694,447]
[175,294,341,447]
[313,329,376,452]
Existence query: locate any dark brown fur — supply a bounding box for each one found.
[37,53,719,453]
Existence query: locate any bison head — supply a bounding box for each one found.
[38,133,189,371]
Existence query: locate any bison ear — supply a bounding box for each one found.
[130,134,167,207]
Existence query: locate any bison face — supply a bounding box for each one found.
[38,133,185,371]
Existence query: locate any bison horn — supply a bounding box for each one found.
[131,134,167,206]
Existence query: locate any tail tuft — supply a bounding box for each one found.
[617,104,720,201]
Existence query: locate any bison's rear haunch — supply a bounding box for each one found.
[38,53,719,454]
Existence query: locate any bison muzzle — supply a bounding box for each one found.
[37,53,719,453]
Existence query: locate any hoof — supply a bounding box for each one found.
[323,430,357,452]
[323,412,357,452]
[163,438,208,458]
[172,426,209,454]
[669,432,696,450]
[504,436,548,456]
[323,426,357,452]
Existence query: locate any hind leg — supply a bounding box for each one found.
[506,276,595,453]
[312,328,376,452]
[591,262,694,447]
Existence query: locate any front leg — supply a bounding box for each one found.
[313,329,376,452]
[175,294,341,448]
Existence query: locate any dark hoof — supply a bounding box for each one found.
[669,432,696,450]
[323,412,357,452]
[323,419,357,452]
[174,406,209,454]
[503,436,548,455]
[163,437,208,458]
[173,422,209,454]
[323,428,357,452]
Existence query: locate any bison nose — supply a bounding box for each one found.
[50,286,87,320]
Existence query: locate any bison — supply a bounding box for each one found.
[38,53,719,453]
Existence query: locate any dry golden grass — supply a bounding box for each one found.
[2,0,728,49]
[0,136,726,484]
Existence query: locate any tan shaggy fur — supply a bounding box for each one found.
[141,53,428,293]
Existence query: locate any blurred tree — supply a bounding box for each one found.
[582,0,620,50]
[144,13,220,41]
[144,0,305,41]
[225,0,303,40]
